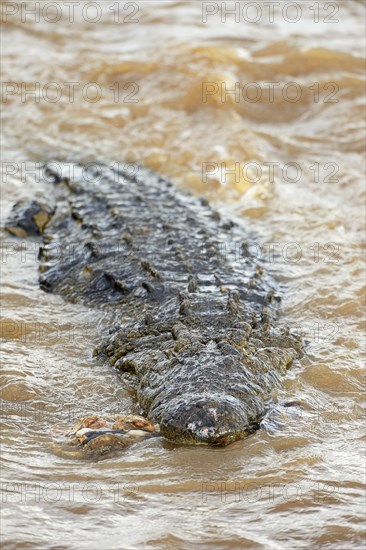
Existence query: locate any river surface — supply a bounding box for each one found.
[1,1,365,549]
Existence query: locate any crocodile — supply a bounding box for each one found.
[5,162,302,447]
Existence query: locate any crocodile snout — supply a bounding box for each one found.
[157,395,250,446]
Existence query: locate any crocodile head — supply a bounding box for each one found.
[156,394,252,446]
[140,339,270,446]
[124,330,297,447]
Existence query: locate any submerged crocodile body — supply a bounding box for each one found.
[7,162,302,446]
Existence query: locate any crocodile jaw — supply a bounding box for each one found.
[156,395,251,446]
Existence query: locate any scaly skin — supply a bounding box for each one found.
[8,162,302,446]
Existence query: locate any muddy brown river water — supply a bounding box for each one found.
[1,1,365,549]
